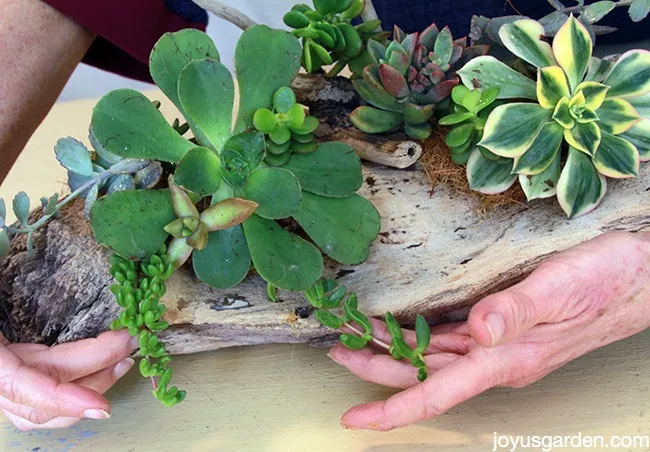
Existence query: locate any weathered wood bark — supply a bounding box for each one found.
[1,163,648,354]
[292,75,423,169]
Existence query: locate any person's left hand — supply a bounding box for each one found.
[328,232,650,431]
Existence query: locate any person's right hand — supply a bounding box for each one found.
[0,329,136,430]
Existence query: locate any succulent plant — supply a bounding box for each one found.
[457,16,650,217]
[250,87,320,166]
[439,86,502,165]
[350,23,490,140]
[86,26,380,292]
[284,0,388,77]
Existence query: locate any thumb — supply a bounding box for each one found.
[468,279,565,347]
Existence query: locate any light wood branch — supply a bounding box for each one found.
[191,0,257,30]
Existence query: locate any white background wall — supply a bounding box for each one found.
[57,0,297,102]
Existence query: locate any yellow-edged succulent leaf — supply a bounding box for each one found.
[620,119,650,161]
[479,103,552,158]
[466,148,517,194]
[513,122,564,175]
[596,98,641,135]
[628,92,650,117]
[537,66,571,109]
[593,132,640,178]
[564,121,601,156]
[552,16,592,92]
[200,198,259,231]
[557,147,607,218]
[457,56,537,100]
[499,19,556,68]
[575,81,609,110]
[552,97,575,129]
[519,150,562,200]
[604,50,650,99]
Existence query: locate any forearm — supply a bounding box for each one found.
[0,0,94,183]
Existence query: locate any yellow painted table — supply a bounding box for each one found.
[0,96,648,452]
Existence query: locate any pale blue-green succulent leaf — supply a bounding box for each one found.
[629,0,650,22]
[0,229,9,257]
[193,226,251,289]
[584,57,614,83]
[628,91,650,117]
[499,19,556,68]
[458,56,537,100]
[604,50,650,98]
[54,138,94,176]
[593,132,640,178]
[581,1,616,24]
[293,192,380,265]
[466,149,517,194]
[243,214,322,291]
[557,147,607,218]
[12,192,30,227]
[513,122,564,175]
[552,16,592,92]
[519,150,562,200]
[178,59,234,152]
[479,103,552,158]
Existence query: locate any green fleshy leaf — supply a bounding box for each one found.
[270,126,292,145]
[265,151,293,167]
[54,138,94,176]
[350,106,403,134]
[557,147,607,218]
[235,26,302,132]
[178,59,234,151]
[434,27,453,66]
[291,141,318,154]
[458,56,537,100]
[403,103,434,125]
[439,112,474,126]
[513,122,564,175]
[536,66,570,109]
[289,116,320,135]
[628,92,650,117]
[315,310,344,329]
[584,57,614,83]
[273,87,297,114]
[581,1,616,24]
[564,121,601,156]
[92,90,193,163]
[479,103,552,158]
[552,16,592,92]
[0,229,9,258]
[267,140,291,155]
[293,192,380,265]
[223,131,266,170]
[174,147,221,197]
[467,148,517,194]
[243,167,302,219]
[629,0,650,22]
[499,19,556,68]
[199,198,258,231]
[285,104,306,130]
[620,119,650,161]
[446,124,474,148]
[519,150,562,200]
[149,29,220,113]
[357,66,404,112]
[604,50,650,98]
[193,226,251,289]
[574,81,609,110]
[596,98,641,135]
[254,109,279,134]
[593,132,640,178]
[451,85,471,105]
[404,122,433,140]
[552,97,575,129]
[476,87,501,113]
[243,215,322,291]
[90,190,175,260]
[283,142,362,197]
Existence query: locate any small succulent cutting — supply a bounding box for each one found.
[439,86,501,165]
[250,86,320,166]
[457,16,650,217]
[350,23,489,140]
[284,0,388,77]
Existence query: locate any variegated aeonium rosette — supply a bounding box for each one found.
[456,16,650,218]
[350,23,489,140]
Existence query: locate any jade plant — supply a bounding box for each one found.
[283,0,388,76]
[350,23,489,140]
[250,86,320,166]
[456,16,650,217]
[438,86,502,165]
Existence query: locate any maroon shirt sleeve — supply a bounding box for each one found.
[43,0,208,83]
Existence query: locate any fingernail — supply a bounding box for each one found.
[129,335,139,350]
[113,358,135,379]
[327,352,343,366]
[341,421,358,431]
[83,409,110,420]
[485,312,506,346]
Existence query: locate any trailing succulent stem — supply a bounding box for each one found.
[304,279,431,381]
[350,22,489,140]
[284,0,388,77]
[109,246,186,407]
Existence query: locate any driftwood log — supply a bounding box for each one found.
[0,75,648,354]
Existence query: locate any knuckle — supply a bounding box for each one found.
[0,376,18,402]
[34,360,71,383]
